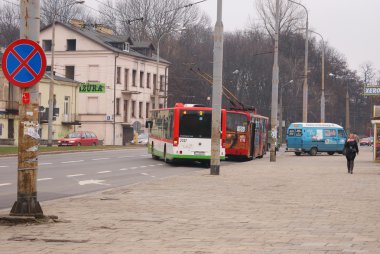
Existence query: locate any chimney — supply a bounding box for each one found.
[69,19,85,28]
[95,24,114,35]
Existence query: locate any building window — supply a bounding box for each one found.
[116,67,121,84]
[132,70,137,87]
[87,97,98,114]
[67,39,76,51]
[65,66,75,80]
[139,102,143,118]
[160,75,164,91]
[88,65,99,82]
[46,65,51,72]
[140,71,144,88]
[146,73,151,88]
[64,96,70,115]
[124,100,128,122]
[116,98,120,115]
[124,69,129,90]
[146,102,150,118]
[42,40,52,51]
[159,104,163,109]
[132,100,136,117]
[153,74,157,92]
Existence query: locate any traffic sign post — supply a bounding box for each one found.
[2,0,45,218]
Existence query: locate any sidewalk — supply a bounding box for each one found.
[1,147,379,253]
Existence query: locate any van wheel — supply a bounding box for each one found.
[309,147,318,156]
[295,152,301,156]
[327,151,335,155]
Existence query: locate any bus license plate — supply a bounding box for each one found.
[194,151,205,155]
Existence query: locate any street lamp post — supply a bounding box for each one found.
[289,0,309,123]
[155,28,185,109]
[47,1,84,147]
[279,80,294,146]
[270,0,280,162]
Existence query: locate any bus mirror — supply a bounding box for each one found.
[146,121,153,128]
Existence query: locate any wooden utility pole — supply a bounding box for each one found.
[10,0,43,217]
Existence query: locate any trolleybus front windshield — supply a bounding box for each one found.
[179,110,212,138]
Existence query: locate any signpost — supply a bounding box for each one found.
[1,15,46,217]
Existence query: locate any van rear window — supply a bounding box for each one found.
[288,129,302,137]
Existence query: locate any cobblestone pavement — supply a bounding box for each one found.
[1,147,379,254]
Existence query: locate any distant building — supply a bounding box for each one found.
[40,21,169,145]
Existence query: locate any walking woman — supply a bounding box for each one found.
[344,133,359,174]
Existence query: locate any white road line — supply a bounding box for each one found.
[67,174,85,178]
[140,166,147,168]
[37,178,53,181]
[61,160,84,164]
[117,156,133,158]
[97,171,111,174]
[0,183,11,187]
[148,165,156,167]
[92,158,110,161]
[0,166,9,168]
[119,168,128,171]
[140,173,149,176]
[39,163,52,166]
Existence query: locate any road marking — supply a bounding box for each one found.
[117,156,133,158]
[97,170,111,174]
[39,163,52,166]
[78,179,110,186]
[140,166,147,168]
[92,158,110,161]
[156,164,164,166]
[37,178,53,181]
[119,168,128,171]
[0,166,9,168]
[140,173,149,176]
[0,183,11,187]
[148,165,156,167]
[61,160,84,164]
[67,174,85,178]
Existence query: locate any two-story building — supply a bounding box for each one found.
[40,21,169,145]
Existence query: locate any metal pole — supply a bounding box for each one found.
[270,0,280,162]
[10,0,43,217]
[346,83,350,134]
[290,0,309,122]
[210,0,223,175]
[113,54,118,145]
[279,86,283,147]
[47,19,55,147]
[155,37,161,109]
[320,36,325,123]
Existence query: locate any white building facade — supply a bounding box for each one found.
[40,21,169,145]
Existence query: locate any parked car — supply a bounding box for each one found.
[58,131,99,146]
[359,137,372,146]
[130,133,148,145]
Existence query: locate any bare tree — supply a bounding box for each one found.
[99,0,204,43]
[41,0,88,26]
[360,62,376,85]
[0,3,19,47]
[256,0,304,38]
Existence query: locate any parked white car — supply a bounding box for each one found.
[130,133,149,145]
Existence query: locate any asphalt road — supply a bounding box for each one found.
[0,148,232,210]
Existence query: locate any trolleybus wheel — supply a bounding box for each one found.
[295,152,301,156]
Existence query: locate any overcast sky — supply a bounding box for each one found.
[199,0,380,74]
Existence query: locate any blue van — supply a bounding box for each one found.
[286,123,347,156]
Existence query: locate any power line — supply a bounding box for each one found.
[165,0,207,14]
[0,0,18,6]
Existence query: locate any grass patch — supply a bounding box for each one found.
[0,145,133,155]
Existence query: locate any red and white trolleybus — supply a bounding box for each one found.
[146,103,226,163]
